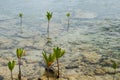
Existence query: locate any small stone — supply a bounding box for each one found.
[94,68,106,75]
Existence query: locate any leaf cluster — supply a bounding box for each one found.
[112,61,118,70]
[42,47,65,67]
[19,13,23,18]
[8,60,16,71]
[46,12,53,21]
[66,13,70,17]
[53,47,65,59]
[16,48,24,59]
[42,51,55,67]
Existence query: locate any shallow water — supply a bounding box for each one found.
[0,1,120,79]
[0,0,120,55]
[0,0,120,32]
[0,0,120,54]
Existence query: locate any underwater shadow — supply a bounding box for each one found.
[0,75,4,80]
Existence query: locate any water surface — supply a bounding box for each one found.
[0,0,120,58]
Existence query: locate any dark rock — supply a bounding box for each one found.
[65,65,79,69]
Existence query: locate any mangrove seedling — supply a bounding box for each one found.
[53,47,65,78]
[46,11,53,39]
[66,13,70,32]
[42,51,55,80]
[19,13,23,33]
[8,60,16,80]
[112,61,118,80]
[16,48,24,80]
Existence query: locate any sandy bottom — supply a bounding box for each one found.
[0,18,120,80]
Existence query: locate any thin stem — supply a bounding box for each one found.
[18,59,21,80]
[20,17,23,33]
[20,17,22,26]
[57,58,59,78]
[113,74,115,80]
[46,67,49,80]
[113,69,116,80]
[67,17,70,32]
[47,21,50,38]
[11,71,13,80]
[54,71,56,80]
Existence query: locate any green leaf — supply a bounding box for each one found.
[60,50,65,57]
[46,11,53,21]
[8,60,16,71]
[112,61,118,69]
[16,48,24,58]
[19,13,23,18]
[49,53,55,62]
[66,13,70,17]
[42,51,49,65]
[42,51,55,67]
[53,47,65,59]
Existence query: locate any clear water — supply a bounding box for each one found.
[0,0,120,57]
[0,1,120,79]
[1,0,120,16]
[1,0,120,21]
